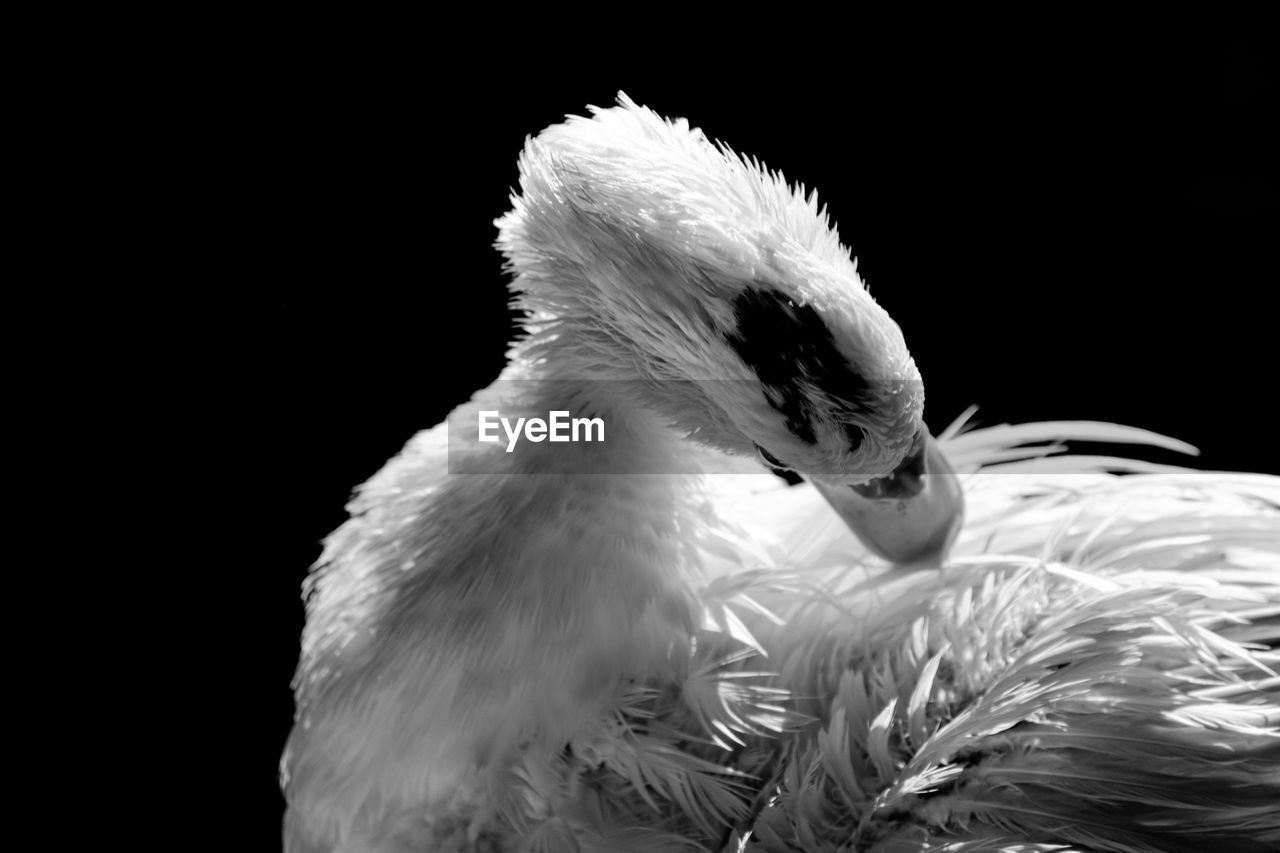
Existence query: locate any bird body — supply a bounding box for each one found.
[732,424,1280,853]
[284,96,1280,852]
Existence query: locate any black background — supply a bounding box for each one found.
[247,26,1276,833]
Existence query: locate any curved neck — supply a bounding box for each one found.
[415,373,707,636]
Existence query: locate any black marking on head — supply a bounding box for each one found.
[724,287,871,447]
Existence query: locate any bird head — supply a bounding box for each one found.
[497,95,961,560]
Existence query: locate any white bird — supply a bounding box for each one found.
[282,94,963,852]
[283,95,1280,853]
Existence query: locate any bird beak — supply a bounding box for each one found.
[812,431,964,566]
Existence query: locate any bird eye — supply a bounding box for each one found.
[755,444,790,471]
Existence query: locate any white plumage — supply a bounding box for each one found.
[283,95,1279,852]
